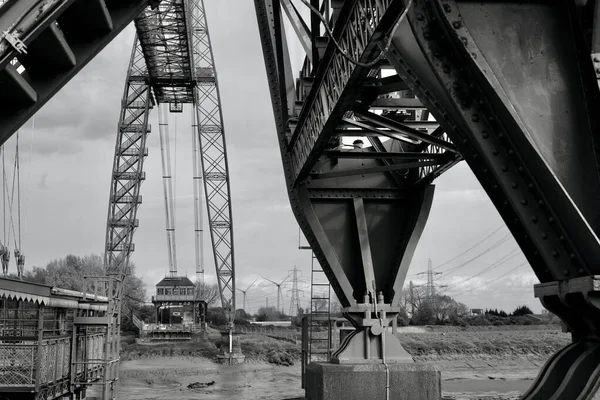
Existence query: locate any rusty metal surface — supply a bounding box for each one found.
[0,0,151,145]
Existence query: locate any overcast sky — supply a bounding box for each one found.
[3,0,541,314]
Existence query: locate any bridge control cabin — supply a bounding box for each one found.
[149,276,206,340]
[0,277,108,400]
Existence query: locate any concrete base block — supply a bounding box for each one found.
[306,362,441,400]
[216,351,245,365]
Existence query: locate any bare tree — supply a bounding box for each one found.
[400,282,470,325]
[400,283,429,318]
[195,281,220,306]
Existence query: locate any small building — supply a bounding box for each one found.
[0,277,109,400]
[152,276,205,327]
[471,308,483,315]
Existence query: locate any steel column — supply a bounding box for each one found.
[383,0,600,396]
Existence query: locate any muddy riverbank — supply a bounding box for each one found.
[93,327,568,399]
[95,354,545,400]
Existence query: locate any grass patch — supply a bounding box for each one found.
[237,335,301,366]
[398,328,570,359]
[120,339,219,361]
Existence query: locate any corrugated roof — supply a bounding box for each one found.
[0,277,107,311]
[156,276,195,287]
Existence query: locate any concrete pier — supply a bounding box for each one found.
[305,362,441,400]
[216,351,245,365]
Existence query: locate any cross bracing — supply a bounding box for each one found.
[6,0,600,398]
[190,0,235,322]
[135,0,195,103]
[104,0,235,327]
[104,40,152,276]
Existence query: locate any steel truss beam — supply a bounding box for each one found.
[287,0,409,184]
[255,0,456,368]
[382,0,600,397]
[190,0,235,324]
[104,0,235,330]
[0,0,157,146]
[135,0,194,103]
[255,0,459,303]
[255,1,460,296]
[104,38,151,276]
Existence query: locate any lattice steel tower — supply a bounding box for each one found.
[103,0,236,387]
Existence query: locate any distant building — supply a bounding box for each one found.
[152,276,205,326]
[471,308,483,315]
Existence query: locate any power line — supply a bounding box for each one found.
[434,224,505,271]
[451,262,528,297]
[438,233,513,276]
[407,224,506,278]
[297,0,413,69]
[445,249,523,291]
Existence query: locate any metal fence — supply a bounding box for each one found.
[75,333,105,379]
[0,333,106,389]
[0,337,71,388]
[0,341,36,386]
[39,337,71,385]
[237,326,300,343]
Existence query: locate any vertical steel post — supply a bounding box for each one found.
[34,303,43,391]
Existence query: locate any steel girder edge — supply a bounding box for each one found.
[253,0,351,306]
[431,0,600,281]
[392,0,595,285]
[0,0,151,145]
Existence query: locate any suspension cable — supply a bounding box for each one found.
[2,143,4,245]
[8,135,18,250]
[4,136,19,251]
[297,0,412,69]
[22,115,33,252]
[191,107,204,277]
[173,110,178,237]
[158,105,178,276]
[16,131,20,252]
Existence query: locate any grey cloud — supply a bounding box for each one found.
[38,174,49,190]
[17,0,541,316]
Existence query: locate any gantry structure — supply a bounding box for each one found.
[104,0,235,326]
[1,0,600,398]
[255,0,600,398]
[0,0,234,398]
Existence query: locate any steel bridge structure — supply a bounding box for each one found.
[0,0,600,398]
[0,0,234,398]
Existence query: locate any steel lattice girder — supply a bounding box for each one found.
[0,0,155,146]
[255,0,459,310]
[380,0,600,397]
[103,0,236,326]
[104,38,152,275]
[286,0,408,185]
[135,0,194,103]
[190,0,235,323]
[389,0,600,291]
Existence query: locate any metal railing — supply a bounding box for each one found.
[0,336,72,388]
[39,337,71,386]
[237,326,300,343]
[0,341,36,386]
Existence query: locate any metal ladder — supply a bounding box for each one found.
[308,252,332,363]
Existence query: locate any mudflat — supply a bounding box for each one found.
[106,355,546,399]
[96,326,571,399]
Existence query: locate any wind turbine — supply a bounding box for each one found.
[237,279,258,311]
[262,276,289,314]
